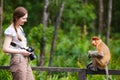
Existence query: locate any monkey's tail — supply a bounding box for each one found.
[105,66,111,80]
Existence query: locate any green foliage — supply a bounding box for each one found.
[62,1,96,31]
[28,24,54,48]
[46,72,77,80]
[33,71,78,80]
[0,50,10,66]
[34,71,48,80]
[0,51,12,80]
[108,35,120,70]
[27,24,54,66]
[0,70,12,80]
[52,25,91,67]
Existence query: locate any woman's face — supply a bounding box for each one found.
[16,13,28,26]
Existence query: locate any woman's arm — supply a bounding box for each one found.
[3,35,30,56]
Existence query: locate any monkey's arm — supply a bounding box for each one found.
[88,50,104,58]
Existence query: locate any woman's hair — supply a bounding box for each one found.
[12,6,28,41]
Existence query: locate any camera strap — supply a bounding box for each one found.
[10,42,25,49]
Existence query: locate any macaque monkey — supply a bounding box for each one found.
[87,36,111,80]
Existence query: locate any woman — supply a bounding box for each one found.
[3,6,34,80]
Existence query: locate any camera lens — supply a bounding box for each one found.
[29,53,36,60]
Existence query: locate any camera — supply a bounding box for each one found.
[26,46,36,60]
[10,42,36,60]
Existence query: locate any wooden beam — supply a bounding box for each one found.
[32,67,85,72]
[86,69,120,75]
[0,66,120,75]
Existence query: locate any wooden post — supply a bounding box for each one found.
[78,69,87,80]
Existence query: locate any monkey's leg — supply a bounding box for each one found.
[87,61,97,71]
[87,61,93,69]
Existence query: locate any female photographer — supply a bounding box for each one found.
[3,6,34,80]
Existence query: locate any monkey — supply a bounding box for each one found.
[87,36,111,80]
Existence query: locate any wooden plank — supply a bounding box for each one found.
[0,66,9,70]
[32,67,85,72]
[86,69,120,75]
[0,66,120,75]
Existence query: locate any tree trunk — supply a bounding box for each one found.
[106,0,112,45]
[49,0,65,67]
[83,0,87,4]
[40,0,49,66]
[98,0,104,36]
[0,0,3,48]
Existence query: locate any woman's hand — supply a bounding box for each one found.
[19,49,30,57]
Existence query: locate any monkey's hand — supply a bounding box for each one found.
[88,50,103,58]
[87,50,93,58]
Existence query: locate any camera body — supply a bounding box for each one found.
[26,46,36,60]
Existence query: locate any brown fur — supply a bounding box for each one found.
[93,39,111,69]
[88,36,111,80]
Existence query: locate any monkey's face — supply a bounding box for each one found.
[91,36,101,47]
[91,39,102,47]
[91,40,97,47]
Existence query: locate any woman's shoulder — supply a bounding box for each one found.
[4,24,16,36]
[5,24,14,31]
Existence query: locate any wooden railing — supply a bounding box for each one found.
[0,66,120,80]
